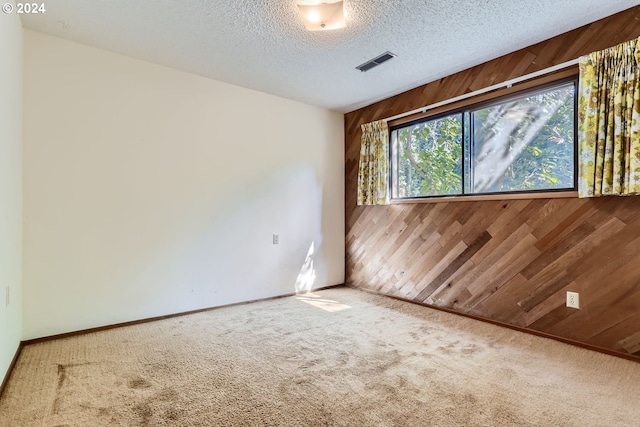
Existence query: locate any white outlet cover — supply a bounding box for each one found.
[566,291,580,309]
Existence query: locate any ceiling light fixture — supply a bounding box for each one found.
[297,1,346,32]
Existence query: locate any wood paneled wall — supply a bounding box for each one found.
[345,7,640,358]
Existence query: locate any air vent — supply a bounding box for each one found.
[356,51,396,72]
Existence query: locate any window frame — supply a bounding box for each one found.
[388,72,579,203]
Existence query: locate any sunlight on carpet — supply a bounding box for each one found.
[1,288,638,426]
[295,292,351,312]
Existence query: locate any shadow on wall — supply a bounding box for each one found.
[24,157,341,339]
[117,163,329,314]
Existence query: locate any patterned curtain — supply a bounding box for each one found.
[578,37,640,197]
[357,120,389,205]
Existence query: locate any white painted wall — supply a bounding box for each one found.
[23,30,344,339]
[0,2,23,379]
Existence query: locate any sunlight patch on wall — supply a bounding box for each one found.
[295,242,316,293]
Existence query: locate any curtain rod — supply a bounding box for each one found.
[383,58,581,123]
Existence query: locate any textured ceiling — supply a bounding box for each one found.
[20,0,640,112]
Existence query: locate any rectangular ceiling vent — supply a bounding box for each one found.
[356,51,396,72]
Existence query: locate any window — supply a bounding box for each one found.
[390,77,577,199]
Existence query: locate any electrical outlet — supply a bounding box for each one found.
[5,286,9,307]
[273,234,279,245]
[566,291,579,309]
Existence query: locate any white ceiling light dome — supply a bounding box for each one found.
[297,1,346,31]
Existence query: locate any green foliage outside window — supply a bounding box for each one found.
[391,80,576,198]
[395,115,462,197]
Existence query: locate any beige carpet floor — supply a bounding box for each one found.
[1,287,639,426]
